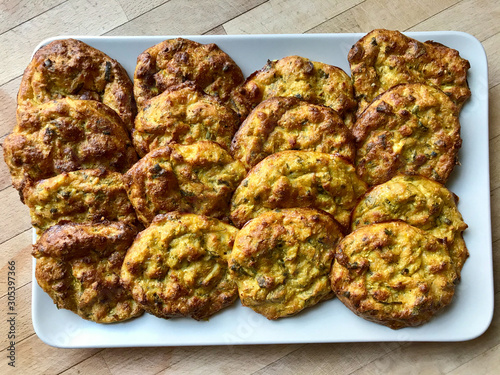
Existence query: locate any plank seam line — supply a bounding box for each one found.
[0,0,70,37]
[56,349,105,375]
[213,0,270,31]
[404,0,465,33]
[0,227,31,247]
[302,0,367,34]
[345,342,413,375]
[153,347,205,375]
[0,280,32,299]
[0,72,22,88]
[248,344,307,375]
[1,332,35,352]
[443,342,500,374]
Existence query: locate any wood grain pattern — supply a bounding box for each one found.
[0,1,499,374]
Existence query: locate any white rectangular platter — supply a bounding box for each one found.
[31,32,493,348]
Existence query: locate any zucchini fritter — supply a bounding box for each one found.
[4,98,137,192]
[134,38,244,109]
[331,222,458,329]
[124,141,246,226]
[23,169,139,235]
[349,29,471,115]
[351,175,468,275]
[231,96,355,170]
[18,38,136,130]
[33,222,143,323]
[133,83,239,157]
[229,55,357,126]
[353,83,462,186]
[121,212,239,320]
[229,208,343,319]
[230,151,367,228]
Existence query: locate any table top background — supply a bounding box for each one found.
[0,1,498,374]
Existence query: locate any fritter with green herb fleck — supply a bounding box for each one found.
[230,150,367,228]
[348,29,471,115]
[124,141,246,226]
[134,38,244,110]
[33,221,143,323]
[121,212,239,320]
[229,55,357,126]
[18,38,136,130]
[331,221,458,329]
[353,83,462,186]
[229,208,343,319]
[231,96,355,170]
[4,98,137,193]
[23,169,139,236]
[351,175,468,275]
[133,83,239,157]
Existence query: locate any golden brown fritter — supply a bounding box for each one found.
[351,175,468,275]
[331,221,458,329]
[124,141,246,226]
[353,83,462,186]
[133,83,239,157]
[229,56,357,126]
[3,98,137,192]
[121,212,239,320]
[33,221,143,323]
[23,169,139,236]
[229,208,343,319]
[230,151,367,228]
[134,38,244,109]
[349,29,471,115]
[231,96,355,170]
[18,38,136,130]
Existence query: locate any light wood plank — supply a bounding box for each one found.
[91,347,203,375]
[490,188,500,243]
[157,344,302,374]
[0,186,31,244]
[483,32,500,88]
[223,0,363,34]
[308,0,459,34]
[0,77,22,139]
[106,0,267,36]
[116,0,169,20]
[0,334,100,375]
[60,353,113,375]
[448,342,500,375]
[0,229,32,297]
[409,0,500,42]
[0,0,129,85]
[0,0,65,34]
[251,342,405,375]
[490,84,500,139]
[489,135,500,191]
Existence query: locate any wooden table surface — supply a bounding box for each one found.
[0,1,498,374]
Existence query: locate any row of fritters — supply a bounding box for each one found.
[23,145,366,234]
[4,29,470,194]
[33,173,467,328]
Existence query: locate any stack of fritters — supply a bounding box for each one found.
[4,39,143,323]
[328,29,471,329]
[229,55,358,127]
[3,30,472,328]
[33,222,143,323]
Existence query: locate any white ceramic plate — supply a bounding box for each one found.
[31,32,492,348]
